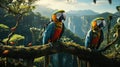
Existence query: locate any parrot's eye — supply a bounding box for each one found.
[96,20,102,26]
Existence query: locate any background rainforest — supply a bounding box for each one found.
[0,0,120,67]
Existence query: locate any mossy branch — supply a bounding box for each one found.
[0,41,120,67]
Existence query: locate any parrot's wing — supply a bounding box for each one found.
[85,29,92,48]
[96,30,104,49]
[59,23,65,39]
[42,22,55,44]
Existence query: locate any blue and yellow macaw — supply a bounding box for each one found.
[42,10,66,67]
[42,10,66,45]
[85,17,106,50]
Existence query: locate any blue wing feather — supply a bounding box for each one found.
[85,29,92,48]
[42,22,55,44]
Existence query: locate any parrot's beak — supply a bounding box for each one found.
[62,13,66,21]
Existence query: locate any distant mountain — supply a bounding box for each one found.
[114,12,120,16]
[64,12,118,39]
[67,10,99,16]
[34,6,99,17]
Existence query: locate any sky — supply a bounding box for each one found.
[34,0,120,13]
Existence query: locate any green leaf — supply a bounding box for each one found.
[0,24,9,29]
[3,34,25,42]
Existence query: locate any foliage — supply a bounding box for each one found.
[0,24,9,29]
[102,18,120,60]
[105,43,120,61]
[34,56,44,63]
[3,34,25,45]
[0,0,38,16]
[0,0,39,45]
[0,24,9,31]
[0,8,50,45]
[63,28,84,45]
[61,36,73,42]
[34,56,45,67]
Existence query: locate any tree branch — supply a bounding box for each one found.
[99,27,120,52]
[99,34,118,52]
[0,41,120,67]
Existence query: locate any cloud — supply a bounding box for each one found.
[35,0,93,12]
[34,0,117,13]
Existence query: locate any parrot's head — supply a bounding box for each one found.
[51,10,66,22]
[91,17,106,30]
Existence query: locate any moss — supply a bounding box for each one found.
[34,56,44,63]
